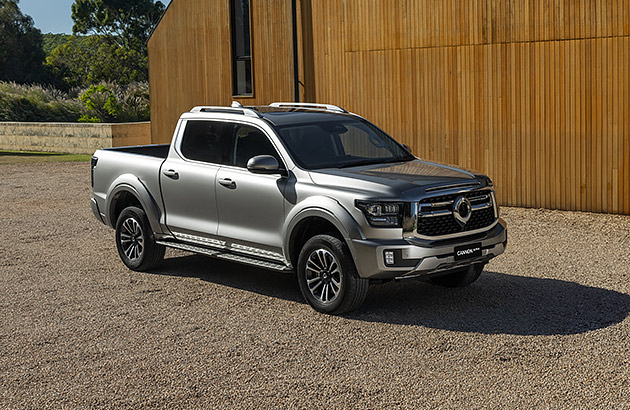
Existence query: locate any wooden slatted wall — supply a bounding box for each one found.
[304,0,630,214]
[148,0,295,144]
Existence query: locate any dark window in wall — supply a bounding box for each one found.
[230,0,252,96]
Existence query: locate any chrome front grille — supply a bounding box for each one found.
[417,189,497,238]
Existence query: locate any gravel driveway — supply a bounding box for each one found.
[1,161,629,409]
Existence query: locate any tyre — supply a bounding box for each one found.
[115,206,165,271]
[297,234,369,314]
[429,263,484,288]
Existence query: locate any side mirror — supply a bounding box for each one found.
[246,155,281,174]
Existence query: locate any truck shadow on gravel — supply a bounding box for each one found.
[148,254,304,303]
[149,256,630,336]
[351,271,630,335]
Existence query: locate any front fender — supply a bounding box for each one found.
[105,174,163,235]
[283,196,366,264]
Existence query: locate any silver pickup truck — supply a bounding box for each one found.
[91,102,507,314]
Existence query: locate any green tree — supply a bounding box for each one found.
[42,33,72,56]
[0,0,45,83]
[71,0,165,50]
[46,35,147,89]
[46,0,165,89]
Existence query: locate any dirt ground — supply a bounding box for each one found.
[1,160,629,409]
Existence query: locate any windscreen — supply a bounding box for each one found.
[276,118,413,170]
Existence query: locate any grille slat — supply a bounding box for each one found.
[417,190,496,237]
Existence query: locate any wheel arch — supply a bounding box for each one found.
[105,175,163,235]
[284,198,365,269]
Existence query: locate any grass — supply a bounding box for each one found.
[0,150,92,165]
[0,81,150,123]
[0,82,84,122]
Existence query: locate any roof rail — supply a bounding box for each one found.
[190,105,261,118]
[269,102,348,113]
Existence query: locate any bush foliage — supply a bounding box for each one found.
[0,81,150,123]
[78,82,150,123]
[0,82,83,122]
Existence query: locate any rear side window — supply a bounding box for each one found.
[180,121,231,164]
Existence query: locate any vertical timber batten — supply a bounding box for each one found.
[291,0,300,102]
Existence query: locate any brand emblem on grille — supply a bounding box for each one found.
[453,196,472,226]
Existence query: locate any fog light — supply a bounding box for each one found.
[384,251,395,265]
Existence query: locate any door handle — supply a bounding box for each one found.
[218,178,236,189]
[163,169,179,179]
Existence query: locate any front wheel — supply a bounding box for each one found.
[115,206,165,271]
[297,234,369,315]
[429,263,484,287]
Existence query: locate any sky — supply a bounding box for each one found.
[19,0,172,34]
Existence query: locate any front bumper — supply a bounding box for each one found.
[349,218,507,279]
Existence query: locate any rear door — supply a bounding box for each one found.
[215,123,288,256]
[160,120,230,240]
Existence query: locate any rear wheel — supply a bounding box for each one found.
[429,263,484,288]
[115,206,165,271]
[297,234,369,314]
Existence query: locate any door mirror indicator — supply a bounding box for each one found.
[247,155,281,174]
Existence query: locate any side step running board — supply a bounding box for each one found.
[156,240,292,272]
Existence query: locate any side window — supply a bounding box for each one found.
[180,120,230,164]
[231,124,281,168]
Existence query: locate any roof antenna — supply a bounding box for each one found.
[231,101,243,108]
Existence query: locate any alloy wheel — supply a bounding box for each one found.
[305,248,343,304]
[119,217,144,261]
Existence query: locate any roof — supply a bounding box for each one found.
[183,105,356,127]
[254,108,354,127]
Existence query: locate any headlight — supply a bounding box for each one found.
[355,200,403,228]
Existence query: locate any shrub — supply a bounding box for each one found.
[78,82,150,123]
[0,81,150,123]
[78,84,120,123]
[0,82,84,122]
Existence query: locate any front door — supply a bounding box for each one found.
[215,123,287,257]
